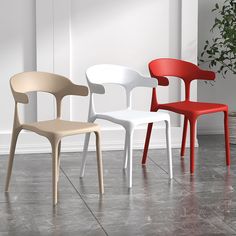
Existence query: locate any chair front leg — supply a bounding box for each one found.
[190,118,197,174]
[165,120,173,179]
[181,116,188,157]
[80,117,96,178]
[127,128,134,188]
[57,141,61,182]
[224,110,230,166]
[123,131,128,169]
[51,139,60,205]
[142,123,154,164]
[95,131,104,194]
[5,128,21,192]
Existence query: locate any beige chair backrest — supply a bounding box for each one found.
[6,72,103,205]
[10,71,88,119]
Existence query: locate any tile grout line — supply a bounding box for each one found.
[148,155,212,194]
[148,156,182,186]
[149,155,207,193]
[60,167,109,236]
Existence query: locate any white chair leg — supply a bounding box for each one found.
[165,120,173,179]
[80,132,91,177]
[123,131,128,169]
[127,129,134,188]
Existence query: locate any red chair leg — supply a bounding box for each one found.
[142,123,154,165]
[224,111,230,166]
[181,117,188,157]
[190,118,197,174]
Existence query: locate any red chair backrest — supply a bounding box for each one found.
[149,58,215,101]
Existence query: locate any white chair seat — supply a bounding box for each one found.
[97,110,169,126]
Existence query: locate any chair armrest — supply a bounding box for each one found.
[138,77,158,88]
[62,83,88,97]
[65,83,89,97]
[11,90,29,104]
[198,69,215,81]
[87,81,105,94]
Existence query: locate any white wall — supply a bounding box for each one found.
[0,0,198,154]
[0,0,36,150]
[35,0,199,154]
[70,0,171,121]
[198,0,236,134]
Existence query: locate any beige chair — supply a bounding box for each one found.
[5,71,104,205]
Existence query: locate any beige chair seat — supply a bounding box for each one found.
[22,119,100,138]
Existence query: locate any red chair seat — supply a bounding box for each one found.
[159,101,227,117]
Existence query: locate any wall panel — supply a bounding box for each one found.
[0,0,199,154]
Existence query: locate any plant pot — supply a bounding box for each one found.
[229,112,236,144]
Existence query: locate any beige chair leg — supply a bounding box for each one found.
[57,141,61,182]
[51,140,59,205]
[95,132,104,194]
[5,129,20,192]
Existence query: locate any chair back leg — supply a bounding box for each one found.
[5,129,20,192]
[80,132,91,177]
[127,129,134,188]
[95,131,104,194]
[224,111,230,166]
[190,118,197,174]
[181,117,188,157]
[165,120,173,179]
[142,123,154,164]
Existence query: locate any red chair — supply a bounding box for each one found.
[142,58,230,174]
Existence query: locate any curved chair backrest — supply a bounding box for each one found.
[149,58,215,100]
[86,64,157,110]
[10,71,88,104]
[86,64,157,94]
[10,71,88,120]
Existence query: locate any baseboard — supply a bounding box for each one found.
[0,125,196,155]
[198,128,224,135]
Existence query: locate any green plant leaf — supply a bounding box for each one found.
[199,0,236,79]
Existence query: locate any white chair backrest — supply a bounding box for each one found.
[86,64,158,113]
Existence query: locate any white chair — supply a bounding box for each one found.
[80,64,173,188]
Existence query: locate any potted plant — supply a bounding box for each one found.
[199,0,236,144]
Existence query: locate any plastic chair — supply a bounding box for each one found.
[5,72,104,205]
[80,64,173,188]
[142,58,230,173]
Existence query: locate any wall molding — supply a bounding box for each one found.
[198,128,223,135]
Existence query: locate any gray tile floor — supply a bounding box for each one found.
[0,135,236,235]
